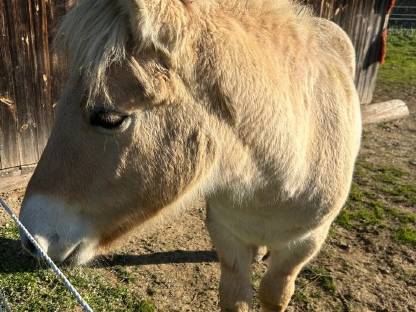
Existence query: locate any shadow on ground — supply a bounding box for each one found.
[0,237,40,273]
[94,250,218,268]
[0,236,218,273]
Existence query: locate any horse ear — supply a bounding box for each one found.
[119,0,190,51]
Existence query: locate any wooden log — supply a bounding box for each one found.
[362,100,410,125]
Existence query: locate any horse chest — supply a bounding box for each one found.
[207,195,321,247]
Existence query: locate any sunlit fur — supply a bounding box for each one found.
[20,0,361,311]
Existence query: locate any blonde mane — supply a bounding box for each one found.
[56,0,311,104]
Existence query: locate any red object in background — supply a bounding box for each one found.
[380,28,389,65]
[380,0,397,64]
[387,0,397,14]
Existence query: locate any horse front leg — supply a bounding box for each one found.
[259,223,331,312]
[206,206,254,312]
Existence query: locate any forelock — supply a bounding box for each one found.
[56,0,129,103]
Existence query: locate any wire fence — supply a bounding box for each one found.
[390,4,416,28]
[0,198,94,312]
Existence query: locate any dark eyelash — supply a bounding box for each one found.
[90,110,127,129]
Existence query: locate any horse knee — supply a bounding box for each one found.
[258,234,326,311]
[259,272,296,312]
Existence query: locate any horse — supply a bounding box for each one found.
[19,0,361,311]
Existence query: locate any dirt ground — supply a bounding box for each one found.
[0,82,415,312]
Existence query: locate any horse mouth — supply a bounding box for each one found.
[19,195,99,266]
[21,235,94,266]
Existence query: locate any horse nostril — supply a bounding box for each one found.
[21,237,38,256]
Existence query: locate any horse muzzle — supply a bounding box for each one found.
[19,194,98,265]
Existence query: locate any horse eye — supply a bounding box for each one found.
[90,110,128,130]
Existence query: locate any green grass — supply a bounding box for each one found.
[377,28,416,87]
[336,31,416,238]
[1,221,19,239]
[301,266,337,295]
[336,159,416,247]
[395,225,416,246]
[0,223,155,312]
[293,265,339,308]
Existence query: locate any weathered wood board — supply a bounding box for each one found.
[0,0,69,172]
[304,0,392,104]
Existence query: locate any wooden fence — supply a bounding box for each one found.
[0,0,396,191]
[0,1,74,177]
[304,0,393,104]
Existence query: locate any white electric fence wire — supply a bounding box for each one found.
[0,288,13,312]
[0,198,93,312]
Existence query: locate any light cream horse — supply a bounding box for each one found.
[19,0,361,311]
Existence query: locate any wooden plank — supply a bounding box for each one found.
[304,0,392,104]
[359,0,390,104]
[31,0,55,158]
[49,1,71,106]
[0,1,21,170]
[0,1,75,171]
[5,1,39,166]
[362,100,410,125]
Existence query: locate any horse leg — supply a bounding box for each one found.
[206,207,254,312]
[259,223,331,312]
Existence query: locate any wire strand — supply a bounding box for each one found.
[0,287,13,312]
[0,198,94,312]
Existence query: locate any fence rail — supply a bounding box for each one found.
[390,5,416,27]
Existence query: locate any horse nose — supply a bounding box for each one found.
[21,236,38,257]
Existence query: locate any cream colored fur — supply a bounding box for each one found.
[20,1,362,311]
